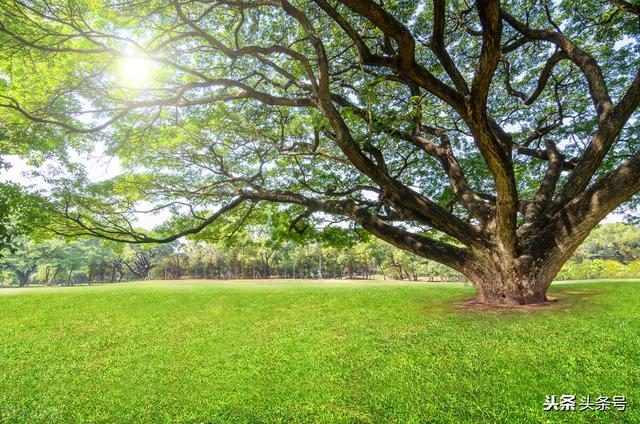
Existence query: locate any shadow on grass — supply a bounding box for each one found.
[453,284,607,316]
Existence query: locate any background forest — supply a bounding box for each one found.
[2,223,639,286]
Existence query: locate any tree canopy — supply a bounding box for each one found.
[0,0,638,304]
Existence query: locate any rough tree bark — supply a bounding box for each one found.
[15,269,31,287]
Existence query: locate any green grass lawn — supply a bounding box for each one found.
[0,279,638,423]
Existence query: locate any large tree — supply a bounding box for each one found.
[0,0,638,304]
[0,236,41,285]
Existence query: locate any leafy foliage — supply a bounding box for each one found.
[572,223,640,264]
[0,182,49,254]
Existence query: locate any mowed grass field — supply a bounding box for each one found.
[0,279,639,423]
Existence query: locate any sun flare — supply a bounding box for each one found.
[118,56,154,89]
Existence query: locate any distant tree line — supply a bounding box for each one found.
[556,224,640,280]
[0,234,462,286]
[1,223,638,287]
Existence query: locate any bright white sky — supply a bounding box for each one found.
[0,142,122,184]
[0,151,172,230]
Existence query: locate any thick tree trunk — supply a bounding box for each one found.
[470,273,550,305]
[16,270,30,287]
[465,253,561,305]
